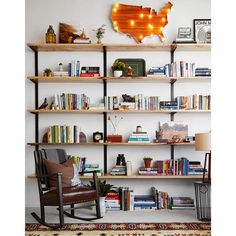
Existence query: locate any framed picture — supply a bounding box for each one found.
[193,19,211,43]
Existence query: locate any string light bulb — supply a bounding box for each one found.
[140,13,144,18]
[162,17,166,22]
[130,20,134,26]
[149,14,152,19]
[115,3,119,8]
[115,26,118,31]
[113,8,117,12]
[113,21,117,25]
[139,35,143,39]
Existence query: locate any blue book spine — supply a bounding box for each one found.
[128,138,150,141]
[76,60,80,76]
[68,63,72,76]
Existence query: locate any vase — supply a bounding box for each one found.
[97,38,102,44]
[113,70,123,77]
[99,196,106,216]
[144,159,152,169]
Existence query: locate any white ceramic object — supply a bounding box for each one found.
[99,196,106,216]
[113,70,123,77]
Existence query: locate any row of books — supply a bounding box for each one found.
[105,95,160,110]
[128,131,151,143]
[70,156,86,173]
[68,60,80,76]
[47,125,80,143]
[151,187,171,209]
[52,93,90,110]
[176,94,211,110]
[138,158,206,176]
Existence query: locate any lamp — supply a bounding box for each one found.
[195,133,211,183]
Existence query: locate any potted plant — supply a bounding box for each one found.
[87,179,115,215]
[143,157,153,169]
[43,68,53,77]
[94,24,106,44]
[112,60,126,77]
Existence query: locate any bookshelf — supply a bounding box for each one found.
[27,42,210,178]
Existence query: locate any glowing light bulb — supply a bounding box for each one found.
[113,8,117,12]
[162,18,166,22]
[140,13,144,18]
[167,8,170,13]
[139,35,143,39]
[160,27,163,31]
[115,3,119,8]
[113,21,117,25]
[115,26,118,31]
[148,24,153,29]
[149,14,152,19]
[151,34,154,37]
[130,20,134,26]
[161,36,165,42]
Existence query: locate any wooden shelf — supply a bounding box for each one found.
[27,142,195,146]
[27,76,211,84]
[175,43,211,51]
[27,43,211,53]
[28,109,105,114]
[27,43,103,52]
[28,109,211,114]
[27,76,103,83]
[27,174,203,180]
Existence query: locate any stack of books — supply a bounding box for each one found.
[134,195,156,211]
[73,37,91,44]
[160,101,178,110]
[156,160,174,175]
[83,164,102,176]
[147,66,165,77]
[118,187,135,211]
[171,197,195,209]
[110,165,126,175]
[188,161,206,176]
[195,67,211,77]
[80,66,100,77]
[105,192,120,211]
[53,71,69,76]
[151,187,171,209]
[128,131,150,143]
[138,167,158,176]
[68,60,80,76]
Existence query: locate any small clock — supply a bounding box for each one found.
[93,132,103,142]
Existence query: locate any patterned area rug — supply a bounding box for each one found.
[25,223,211,236]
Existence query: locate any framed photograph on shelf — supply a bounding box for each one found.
[193,19,211,43]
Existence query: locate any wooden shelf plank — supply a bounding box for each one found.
[27,174,203,180]
[28,109,105,114]
[27,43,103,52]
[28,109,211,114]
[27,76,103,83]
[175,43,211,51]
[27,142,195,146]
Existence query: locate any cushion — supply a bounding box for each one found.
[44,158,75,188]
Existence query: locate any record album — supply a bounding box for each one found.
[194,19,211,43]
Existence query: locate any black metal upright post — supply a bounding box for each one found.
[170,45,177,160]
[103,46,107,174]
[34,50,39,151]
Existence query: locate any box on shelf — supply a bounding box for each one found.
[107,135,122,142]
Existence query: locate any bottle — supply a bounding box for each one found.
[45,25,56,44]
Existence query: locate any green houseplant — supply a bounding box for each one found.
[87,179,116,215]
[43,68,53,77]
[112,60,126,77]
[143,157,153,168]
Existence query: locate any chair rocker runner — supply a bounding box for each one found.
[31,149,102,228]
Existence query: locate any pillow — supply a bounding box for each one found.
[44,158,75,188]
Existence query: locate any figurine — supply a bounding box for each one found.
[58,63,63,71]
[38,98,48,109]
[127,66,133,76]
[122,94,135,103]
[80,28,87,39]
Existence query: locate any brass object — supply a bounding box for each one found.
[45,25,56,44]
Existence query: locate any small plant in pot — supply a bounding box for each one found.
[43,68,53,77]
[112,60,126,77]
[87,179,116,215]
[143,157,153,169]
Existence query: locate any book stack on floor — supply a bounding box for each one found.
[110,165,126,176]
[80,66,100,77]
[195,67,211,77]
[151,187,171,209]
[105,192,120,211]
[134,195,156,211]
[171,197,195,209]
[147,66,165,77]
[128,131,151,143]
[118,187,134,211]
[188,161,207,176]
[138,167,158,176]
[82,164,102,176]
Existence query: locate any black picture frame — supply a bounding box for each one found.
[193,19,211,43]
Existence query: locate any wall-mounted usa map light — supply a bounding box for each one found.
[111,2,173,43]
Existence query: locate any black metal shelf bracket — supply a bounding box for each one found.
[34,50,39,151]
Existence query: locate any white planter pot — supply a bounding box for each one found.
[99,196,106,216]
[113,70,123,77]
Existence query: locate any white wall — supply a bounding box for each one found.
[25,0,211,207]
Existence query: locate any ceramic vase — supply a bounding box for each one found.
[113,70,123,77]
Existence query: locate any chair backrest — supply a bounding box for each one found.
[34,149,68,191]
